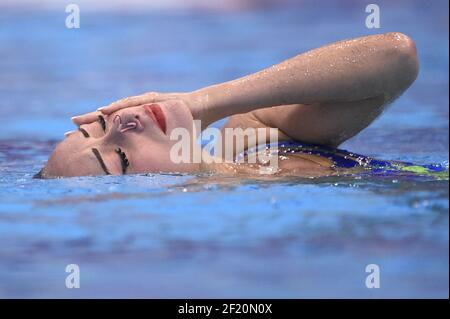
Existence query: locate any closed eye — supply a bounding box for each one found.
[115,147,129,174]
[78,116,105,138]
[98,115,107,132]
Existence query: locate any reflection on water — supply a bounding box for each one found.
[0,0,448,297]
[0,137,448,298]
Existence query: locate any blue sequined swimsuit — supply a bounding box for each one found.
[237,140,447,174]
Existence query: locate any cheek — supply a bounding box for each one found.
[165,102,194,134]
[130,143,175,172]
[129,132,198,173]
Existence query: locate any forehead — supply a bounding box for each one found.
[45,135,106,177]
[69,150,106,176]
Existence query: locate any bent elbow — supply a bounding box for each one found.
[382,33,419,100]
[388,32,419,86]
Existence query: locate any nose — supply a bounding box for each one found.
[104,114,143,142]
[118,117,138,133]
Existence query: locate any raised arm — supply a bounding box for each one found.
[73,32,418,136]
[191,32,418,127]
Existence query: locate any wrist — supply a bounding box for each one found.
[186,88,213,124]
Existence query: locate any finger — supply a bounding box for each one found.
[64,130,76,137]
[71,111,102,126]
[99,92,159,115]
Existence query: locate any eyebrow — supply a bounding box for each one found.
[79,117,105,138]
[91,148,111,175]
[78,127,90,138]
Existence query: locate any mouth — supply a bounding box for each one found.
[144,104,167,134]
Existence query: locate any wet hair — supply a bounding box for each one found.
[33,168,44,179]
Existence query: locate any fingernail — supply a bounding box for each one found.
[64,130,75,137]
[71,116,79,121]
[97,106,105,111]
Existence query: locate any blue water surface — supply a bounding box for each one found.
[0,0,448,297]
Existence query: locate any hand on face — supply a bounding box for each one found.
[71,92,195,126]
[44,100,200,177]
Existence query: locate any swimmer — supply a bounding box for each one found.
[38,32,425,178]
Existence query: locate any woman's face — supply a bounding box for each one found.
[43,100,199,177]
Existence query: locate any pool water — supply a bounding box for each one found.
[0,0,448,298]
